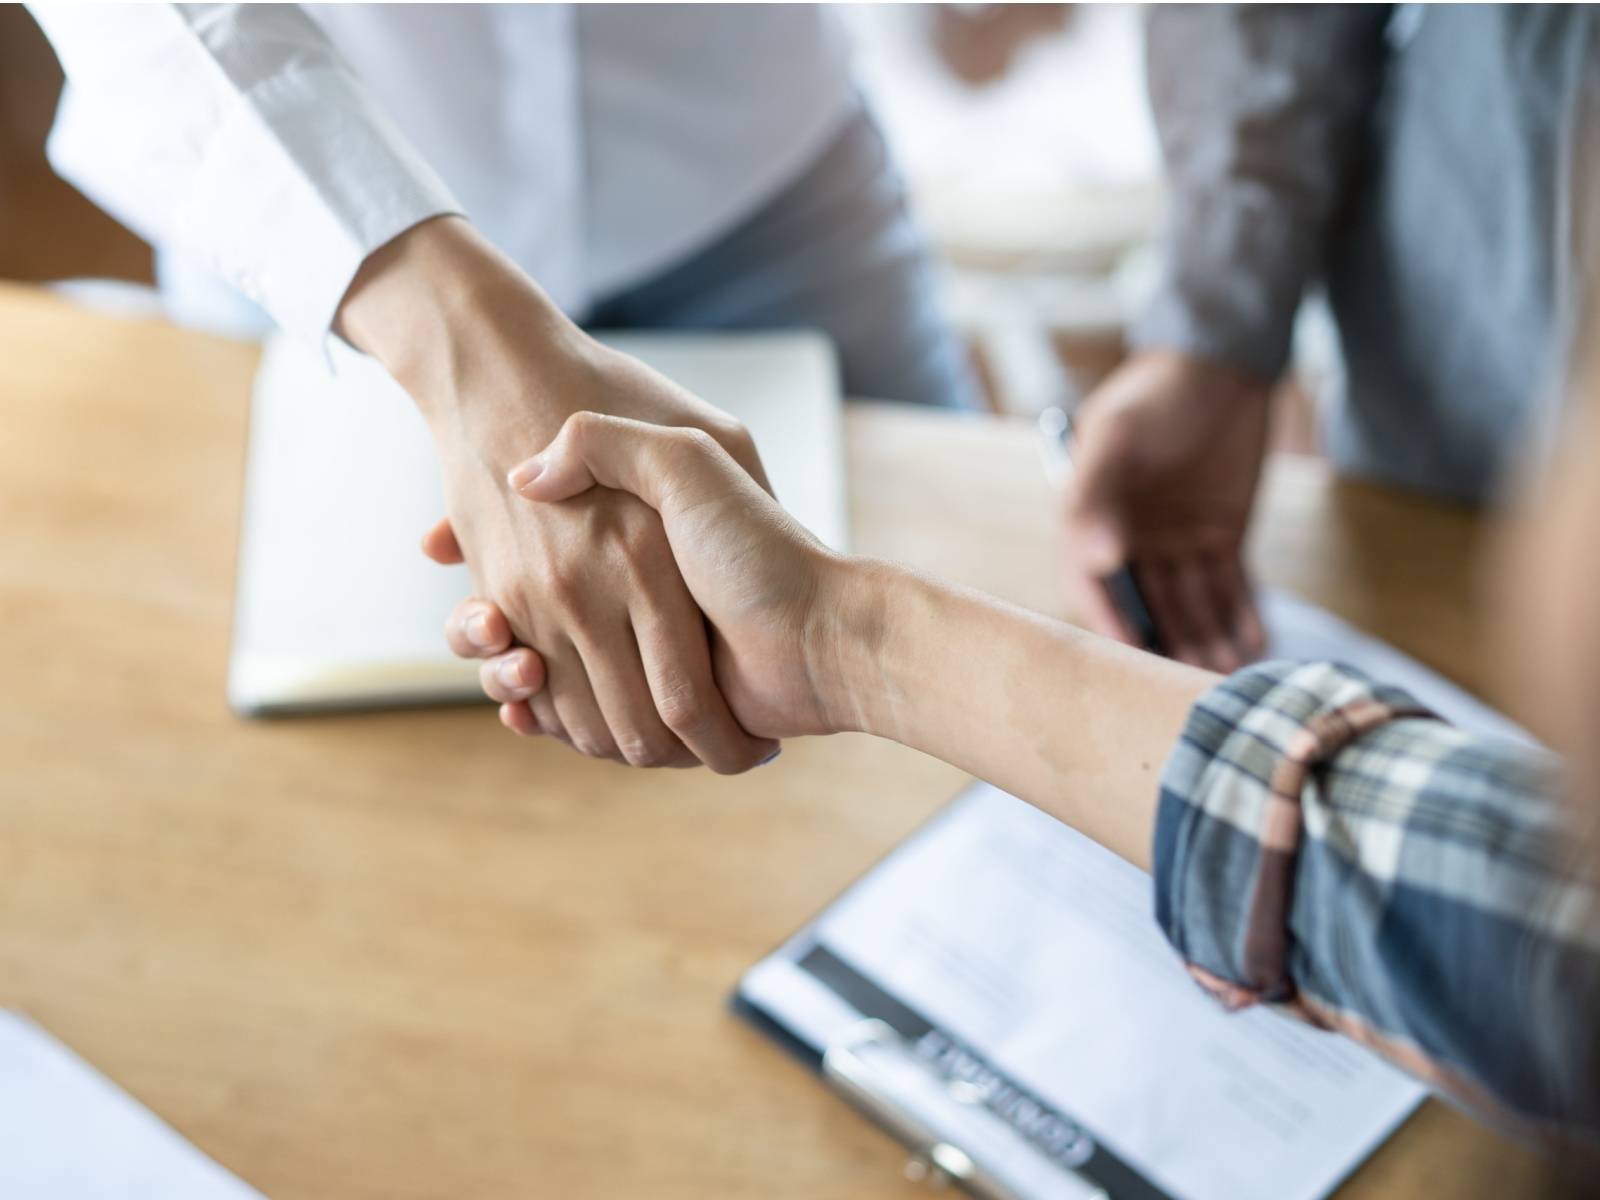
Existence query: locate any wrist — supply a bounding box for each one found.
[1156,348,1274,405]
[335,216,579,424]
[805,553,915,739]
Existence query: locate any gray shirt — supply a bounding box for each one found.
[1134,4,1598,502]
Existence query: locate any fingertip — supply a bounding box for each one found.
[1075,523,1126,576]
[506,456,546,497]
[447,599,506,660]
[420,518,464,565]
[459,603,512,657]
[500,701,540,737]
[481,647,546,702]
[519,647,546,694]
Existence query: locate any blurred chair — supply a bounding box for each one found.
[924,176,1163,413]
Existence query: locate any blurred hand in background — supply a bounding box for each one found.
[1062,350,1271,672]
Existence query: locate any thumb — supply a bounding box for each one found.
[1064,454,1128,574]
[420,517,464,564]
[507,411,740,518]
[1070,511,1127,576]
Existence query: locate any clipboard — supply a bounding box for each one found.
[732,942,1141,1200]
[729,783,1427,1200]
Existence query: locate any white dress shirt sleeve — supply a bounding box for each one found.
[30,3,462,349]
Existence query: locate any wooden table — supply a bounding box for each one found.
[0,283,1571,1198]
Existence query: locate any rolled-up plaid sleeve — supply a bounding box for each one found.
[1154,661,1600,1139]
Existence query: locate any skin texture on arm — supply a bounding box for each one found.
[825,563,1213,869]
[467,411,1216,869]
[336,216,777,773]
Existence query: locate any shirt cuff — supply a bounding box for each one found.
[196,65,462,354]
[1129,189,1319,383]
[42,9,462,353]
[1151,661,1431,1010]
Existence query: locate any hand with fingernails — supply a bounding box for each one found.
[433,412,862,757]
[340,216,780,775]
[1062,350,1271,672]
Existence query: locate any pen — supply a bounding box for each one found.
[1037,405,1165,655]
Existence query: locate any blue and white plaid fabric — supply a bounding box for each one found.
[1154,661,1600,1143]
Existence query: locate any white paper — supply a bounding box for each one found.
[0,1011,264,1199]
[1261,588,1534,746]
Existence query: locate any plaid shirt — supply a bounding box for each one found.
[1154,661,1600,1142]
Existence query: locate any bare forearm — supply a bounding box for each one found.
[824,560,1216,869]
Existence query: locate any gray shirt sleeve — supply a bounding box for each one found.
[1131,5,1392,381]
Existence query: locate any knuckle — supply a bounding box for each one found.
[477,659,503,699]
[706,754,744,777]
[615,510,665,564]
[543,567,586,612]
[676,425,720,460]
[615,732,672,768]
[707,413,751,448]
[657,685,711,737]
[571,734,614,761]
[704,741,763,776]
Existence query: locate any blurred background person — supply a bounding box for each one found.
[1063,5,1600,672]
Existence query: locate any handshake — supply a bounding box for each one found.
[424,404,852,773]
[338,216,857,775]
[338,216,1266,783]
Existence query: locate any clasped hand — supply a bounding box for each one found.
[338,217,797,775]
[430,411,851,763]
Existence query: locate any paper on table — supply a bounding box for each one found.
[0,1011,264,1199]
[1260,588,1534,746]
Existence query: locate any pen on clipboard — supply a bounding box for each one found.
[1037,405,1165,656]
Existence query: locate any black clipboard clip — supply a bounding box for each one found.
[822,1019,1110,1200]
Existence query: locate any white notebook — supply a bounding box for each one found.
[229,331,845,715]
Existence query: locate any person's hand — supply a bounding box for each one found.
[337,216,777,772]
[445,412,1212,885]
[1062,350,1272,671]
[458,412,851,745]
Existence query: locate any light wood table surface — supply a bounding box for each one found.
[0,283,1572,1197]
